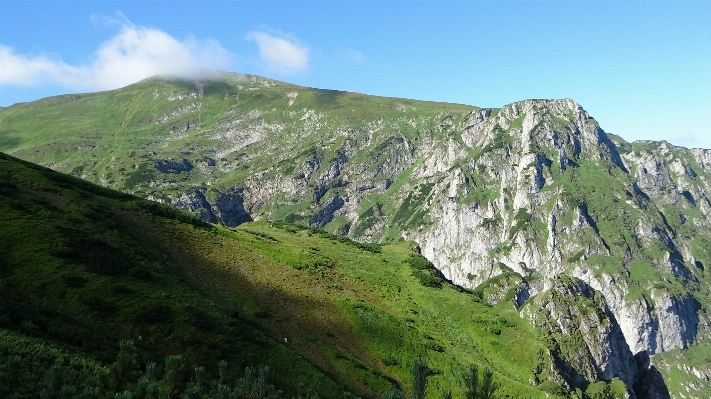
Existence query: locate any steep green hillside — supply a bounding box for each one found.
[0,152,571,398]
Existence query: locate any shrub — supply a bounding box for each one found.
[407,254,444,289]
[412,270,443,289]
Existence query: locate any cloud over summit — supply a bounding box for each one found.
[0,18,232,91]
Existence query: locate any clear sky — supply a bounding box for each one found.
[1,0,710,149]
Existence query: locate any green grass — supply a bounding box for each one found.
[653,340,711,398]
[1,152,554,398]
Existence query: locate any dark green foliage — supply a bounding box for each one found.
[484,125,514,153]
[55,236,136,275]
[510,208,532,236]
[4,69,709,398]
[567,249,585,263]
[412,269,443,289]
[108,340,141,391]
[589,383,615,399]
[2,340,290,399]
[234,366,282,399]
[0,153,134,201]
[0,286,118,359]
[273,222,381,253]
[424,340,445,352]
[381,388,406,399]
[163,354,186,392]
[352,203,381,237]
[392,183,434,227]
[538,380,567,397]
[283,213,301,224]
[0,154,354,398]
[61,274,87,288]
[184,305,215,331]
[406,254,444,289]
[40,363,77,399]
[462,364,498,399]
[138,201,210,228]
[0,355,22,398]
[0,152,557,398]
[244,229,281,243]
[123,161,156,189]
[479,368,497,399]
[135,303,173,323]
[406,254,435,271]
[411,359,433,399]
[463,364,480,399]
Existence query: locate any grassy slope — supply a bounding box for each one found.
[0,74,473,184]
[0,74,476,232]
[652,341,711,398]
[0,152,343,396]
[0,152,552,398]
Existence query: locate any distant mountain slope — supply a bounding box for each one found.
[2,72,711,398]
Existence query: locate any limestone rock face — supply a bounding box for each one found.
[521,277,640,395]
[172,190,218,224]
[154,159,193,174]
[214,189,253,227]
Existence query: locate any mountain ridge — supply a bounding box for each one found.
[1,72,711,397]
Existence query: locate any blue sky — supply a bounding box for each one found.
[1,0,710,149]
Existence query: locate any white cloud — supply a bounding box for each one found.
[245,31,309,74]
[0,45,82,87]
[0,18,232,91]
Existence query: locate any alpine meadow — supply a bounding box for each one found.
[1,72,711,399]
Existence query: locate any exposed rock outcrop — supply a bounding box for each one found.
[522,277,641,395]
[154,159,193,174]
[214,189,252,227]
[172,189,218,224]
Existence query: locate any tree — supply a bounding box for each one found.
[234,365,282,399]
[40,363,76,399]
[462,364,497,399]
[109,340,140,392]
[479,368,497,399]
[411,359,433,399]
[0,355,22,397]
[162,355,186,394]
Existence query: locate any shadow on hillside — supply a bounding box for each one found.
[117,213,403,398]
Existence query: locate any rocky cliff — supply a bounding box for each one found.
[2,73,710,396]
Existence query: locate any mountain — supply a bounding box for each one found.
[2,71,711,397]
